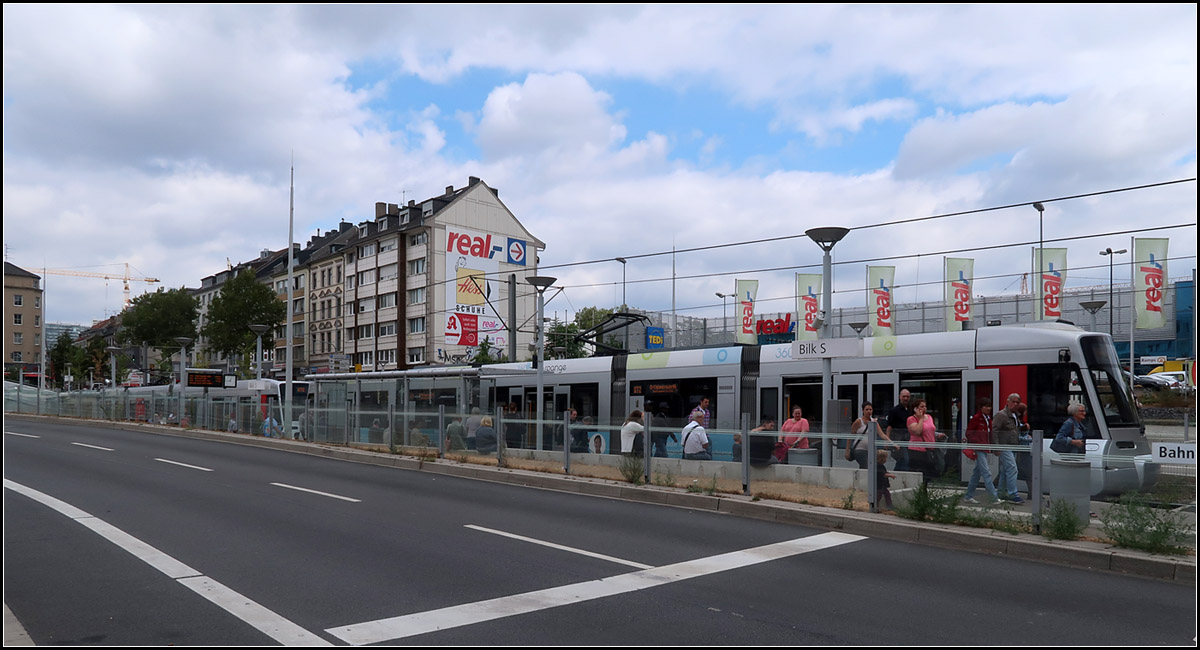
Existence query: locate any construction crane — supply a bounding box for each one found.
[40,263,160,309]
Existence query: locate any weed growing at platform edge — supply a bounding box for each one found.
[841,490,856,510]
[896,482,962,524]
[1041,498,1087,541]
[617,454,645,484]
[1101,494,1191,555]
[652,468,676,487]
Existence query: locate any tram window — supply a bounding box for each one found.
[783,380,822,430]
[759,387,778,428]
[899,373,960,436]
[1079,336,1140,429]
[870,384,895,418]
[1027,364,1098,438]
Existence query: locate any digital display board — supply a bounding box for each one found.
[187,373,226,388]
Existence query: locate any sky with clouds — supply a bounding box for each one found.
[3,4,1196,330]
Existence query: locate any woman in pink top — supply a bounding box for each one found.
[906,399,947,482]
[781,407,810,449]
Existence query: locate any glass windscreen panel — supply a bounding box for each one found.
[1080,335,1141,429]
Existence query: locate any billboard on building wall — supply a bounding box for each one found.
[444,227,507,347]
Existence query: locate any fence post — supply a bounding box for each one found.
[1031,430,1043,535]
[562,410,571,475]
[438,404,446,458]
[868,419,878,513]
[741,413,750,496]
[388,402,397,454]
[643,412,653,484]
[496,407,506,467]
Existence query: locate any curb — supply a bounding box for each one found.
[9,414,1195,585]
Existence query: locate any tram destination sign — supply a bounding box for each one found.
[791,338,864,360]
[187,372,237,389]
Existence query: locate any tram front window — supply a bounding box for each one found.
[1080,335,1141,430]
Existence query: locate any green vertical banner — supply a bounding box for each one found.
[1134,238,1168,330]
[944,257,974,332]
[735,279,759,345]
[867,266,895,337]
[795,273,821,341]
[1034,248,1068,321]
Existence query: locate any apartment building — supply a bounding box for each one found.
[4,262,44,378]
[340,177,545,371]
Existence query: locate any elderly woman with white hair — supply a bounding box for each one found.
[1053,402,1089,454]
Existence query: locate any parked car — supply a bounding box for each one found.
[1149,372,1192,392]
[1125,371,1173,391]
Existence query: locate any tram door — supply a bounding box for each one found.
[961,369,1000,482]
[866,373,899,420]
[833,374,864,467]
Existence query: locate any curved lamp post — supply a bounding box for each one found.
[805,227,849,468]
[527,276,556,450]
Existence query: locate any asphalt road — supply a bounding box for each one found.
[5,418,1196,645]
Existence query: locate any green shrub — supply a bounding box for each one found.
[617,454,645,485]
[1041,498,1087,541]
[896,481,961,523]
[1101,494,1191,555]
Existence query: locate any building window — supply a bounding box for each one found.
[379,263,398,282]
[11,352,22,362]
[408,348,425,364]
[378,293,397,309]
[379,238,397,253]
[358,297,375,313]
[408,258,426,275]
[13,294,22,306]
[293,298,304,315]
[34,334,40,345]
[14,333,23,345]
[358,269,375,286]
[410,232,428,247]
[13,314,21,326]
[357,324,374,339]
[378,348,396,365]
[34,316,40,327]
[378,323,396,337]
[408,317,426,334]
[408,287,425,304]
[356,351,374,366]
[35,296,41,308]
[360,242,377,258]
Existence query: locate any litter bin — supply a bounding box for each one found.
[1045,458,1091,523]
[788,448,820,466]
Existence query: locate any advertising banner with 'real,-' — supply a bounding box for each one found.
[1134,238,1168,330]
[445,227,506,347]
[866,266,895,337]
[944,257,974,332]
[1033,248,1068,321]
[795,273,821,341]
[735,279,758,345]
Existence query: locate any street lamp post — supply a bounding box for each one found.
[1032,203,1045,321]
[527,276,556,451]
[249,324,269,380]
[716,292,733,342]
[1080,300,1107,334]
[175,337,193,427]
[615,257,627,350]
[1100,247,1128,336]
[805,227,849,468]
[106,345,121,420]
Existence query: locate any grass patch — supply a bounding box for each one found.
[1101,494,1192,555]
[617,454,645,485]
[1040,498,1088,540]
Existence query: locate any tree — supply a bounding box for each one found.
[119,287,198,349]
[48,332,86,388]
[201,270,286,362]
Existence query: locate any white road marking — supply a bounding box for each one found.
[155,458,214,472]
[5,431,39,438]
[3,479,331,646]
[326,531,864,645]
[465,524,653,570]
[71,442,114,451]
[270,482,361,503]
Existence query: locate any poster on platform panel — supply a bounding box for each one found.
[444,227,504,347]
[1134,238,1169,330]
[795,273,821,341]
[1033,248,1068,321]
[867,266,895,337]
[736,279,759,345]
[944,257,974,332]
